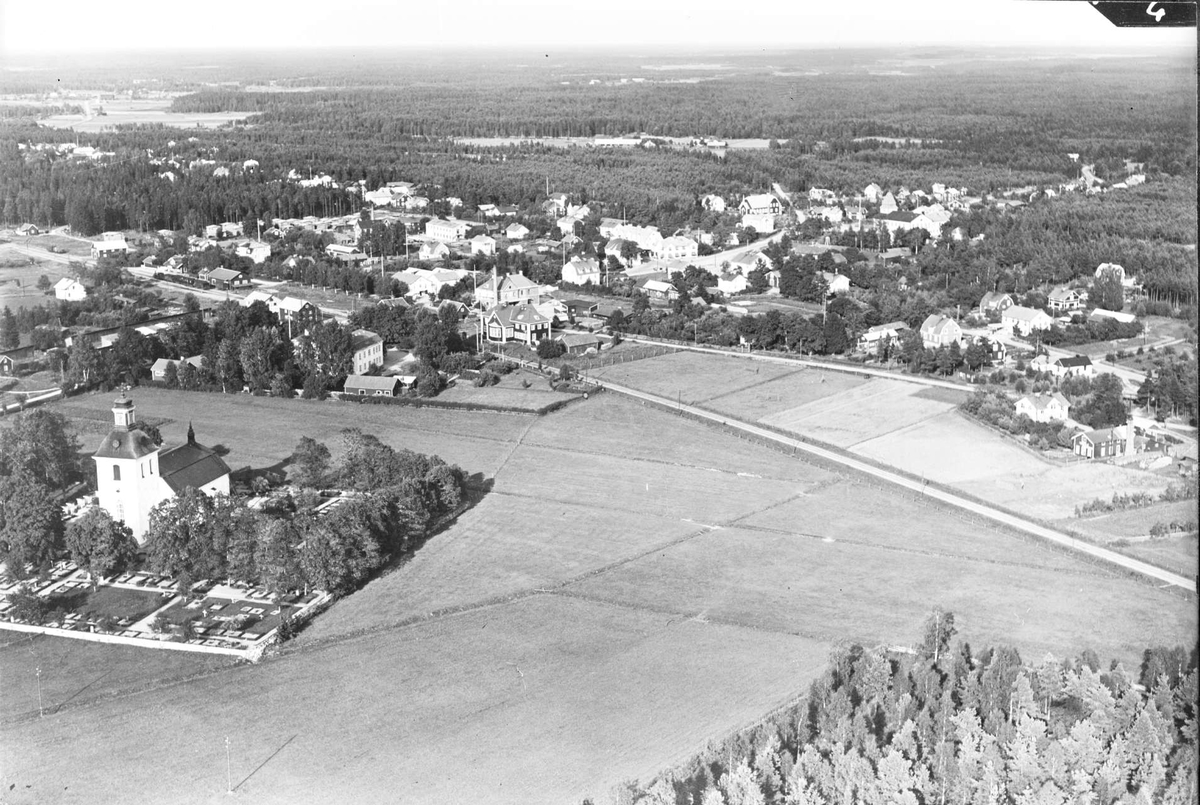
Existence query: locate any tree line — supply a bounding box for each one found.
[612,610,1198,805]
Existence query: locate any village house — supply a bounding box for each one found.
[739,194,782,215]
[241,291,320,336]
[612,223,664,254]
[470,234,497,256]
[417,240,451,262]
[325,243,368,264]
[350,329,385,375]
[863,183,883,203]
[235,240,272,264]
[717,270,749,295]
[91,238,130,260]
[53,277,88,301]
[821,272,851,296]
[475,271,540,308]
[17,223,39,236]
[150,356,205,382]
[658,235,699,261]
[484,303,551,346]
[556,332,604,355]
[1015,392,1071,423]
[1051,354,1094,378]
[1002,306,1054,336]
[343,375,405,397]
[977,292,1014,316]
[858,321,909,353]
[740,213,777,234]
[93,396,231,542]
[198,267,250,291]
[920,314,963,349]
[409,268,465,298]
[562,258,602,286]
[729,250,772,276]
[1047,286,1087,313]
[1073,424,1132,460]
[505,222,530,240]
[879,192,898,214]
[701,194,726,213]
[1089,308,1137,326]
[642,279,679,302]
[424,218,471,243]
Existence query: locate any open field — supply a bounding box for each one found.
[3,388,1195,803]
[433,369,581,411]
[0,249,74,311]
[1117,534,1199,579]
[704,367,866,422]
[759,377,959,448]
[39,99,251,132]
[594,349,800,406]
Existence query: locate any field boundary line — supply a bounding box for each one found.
[691,365,807,406]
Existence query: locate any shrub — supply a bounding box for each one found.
[7,585,47,624]
[276,614,296,642]
[536,338,566,360]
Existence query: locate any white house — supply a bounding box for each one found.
[91,238,129,259]
[658,235,698,261]
[611,223,664,254]
[1050,355,1094,378]
[740,213,777,234]
[920,314,963,349]
[821,272,851,296]
[409,268,464,298]
[1015,392,1070,423]
[350,329,385,375]
[475,271,540,308]
[863,183,883,203]
[716,271,749,295]
[562,258,602,286]
[425,219,471,243]
[1047,286,1086,313]
[978,292,1014,315]
[1089,308,1137,325]
[54,277,88,301]
[1002,306,1054,336]
[701,194,726,212]
[235,240,272,264]
[858,321,909,353]
[93,396,231,543]
[505,223,530,240]
[418,240,451,262]
[470,234,497,256]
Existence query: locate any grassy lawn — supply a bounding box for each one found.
[44,585,169,624]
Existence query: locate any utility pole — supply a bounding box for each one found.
[36,666,43,718]
[225,736,233,794]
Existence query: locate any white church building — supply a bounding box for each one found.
[92,395,231,543]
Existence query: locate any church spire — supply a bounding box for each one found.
[187,422,195,445]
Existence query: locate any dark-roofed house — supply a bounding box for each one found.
[344,375,404,397]
[198,267,250,290]
[1051,354,1094,378]
[484,303,551,346]
[556,332,604,354]
[150,356,204,382]
[1073,424,1132,460]
[565,300,599,322]
[93,395,230,542]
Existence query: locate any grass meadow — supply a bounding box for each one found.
[1,382,1195,804]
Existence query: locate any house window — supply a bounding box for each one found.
[113,465,121,481]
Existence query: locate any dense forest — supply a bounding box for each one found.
[612,612,1198,805]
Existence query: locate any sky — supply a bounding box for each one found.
[0,0,1195,56]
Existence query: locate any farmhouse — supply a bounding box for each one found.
[642,279,679,302]
[1015,392,1070,423]
[351,329,384,375]
[562,258,602,286]
[1002,306,1054,336]
[93,395,231,542]
[54,277,88,301]
[739,194,782,215]
[343,375,404,397]
[920,314,963,349]
[1073,425,1131,460]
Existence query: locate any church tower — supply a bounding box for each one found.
[93,395,163,543]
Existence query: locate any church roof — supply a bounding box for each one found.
[94,428,159,461]
[158,441,231,493]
